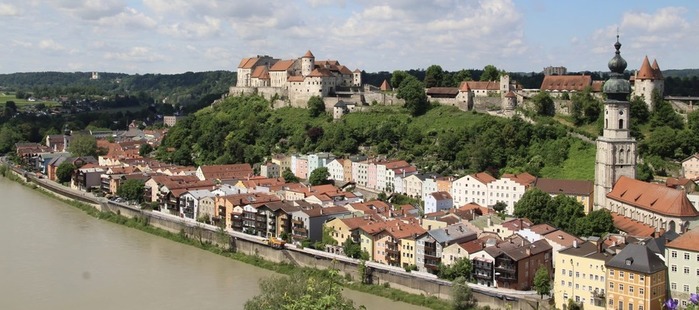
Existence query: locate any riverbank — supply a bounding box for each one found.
[0,164,454,310]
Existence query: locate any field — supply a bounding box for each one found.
[0,92,58,107]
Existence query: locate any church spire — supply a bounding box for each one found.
[603,35,631,101]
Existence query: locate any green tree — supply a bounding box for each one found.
[451,276,476,310]
[307,96,326,117]
[139,143,153,157]
[438,257,473,281]
[480,65,500,81]
[629,96,650,125]
[533,265,551,299]
[68,134,97,157]
[424,64,445,88]
[650,98,684,130]
[117,179,145,203]
[308,167,331,186]
[0,124,22,154]
[574,209,615,237]
[514,188,554,224]
[390,70,411,89]
[552,195,585,232]
[530,91,555,116]
[636,162,654,182]
[397,76,429,117]
[244,271,359,310]
[282,168,299,183]
[493,201,507,214]
[452,69,472,85]
[3,101,17,117]
[342,236,361,258]
[56,161,75,183]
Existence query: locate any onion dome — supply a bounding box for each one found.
[603,35,631,100]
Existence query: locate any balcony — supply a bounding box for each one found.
[495,264,516,272]
[592,289,605,299]
[385,247,400,255]
[474,272,492,279]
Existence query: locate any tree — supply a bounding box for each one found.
[650,98,684,130]
[424,64,444,88]
[452,69,472,85]
[451,276,476,310]
[342,236,361,258]
[514,188,554,224]
[244,271,359,310]
[533,265,551,299]
[307,96,326,117]
[636,162,653,182]
[397,76,429,117]
[552,195,585,232]
[56,161,75,183]
[390,70,411,89]
[68,134,97,157]
[630,96,650,125]
[493,201,507,214]
[530,91,555,116]
[439,257,472,281]
[0,124,22,154]
[139,143,153,157]
[282,168,299,183]
[117,179,145,203]
[574,209,615,237]
[308,167,331,186]
[480,65,500,81]
[3,101,17,117]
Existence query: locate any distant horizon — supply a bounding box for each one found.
[1,1,697,75]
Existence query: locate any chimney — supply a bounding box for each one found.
[573,240,578,248]
[445,229,449,236]
[597,240,603,253]
[521,239,524,247]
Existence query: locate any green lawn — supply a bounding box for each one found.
[539,139,596,180]
[0,92,58,107]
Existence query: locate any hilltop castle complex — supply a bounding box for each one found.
[631,56,664,111]
[230,50,363,107]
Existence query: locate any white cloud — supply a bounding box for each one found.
[306,0,345,8]
[52,0,126,20]
[104,46,165,62]
[97,7,157,30]
[160,16,222,39]
[38,39,66,51]
[621,7,689,33]
[0,3,20,16]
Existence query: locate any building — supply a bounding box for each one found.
[195,164,253,182]
[485,238,552,290]
[554,241,611,310]
[606,243,667,310]
[606,176,699,234]
[631,56,664,111]
[451,172,496,206]
[231,50,362,107]
[665,229,699,307]
[487,173,536,215]
[333,101,357,120]
[534,178,595,214]
[416,223,477,273]
[539,74,603,97]
[593,37,637,210]
[163,116,184,127]
[544,66,567,76]
[424,191,454,214]
[681,154,699,181]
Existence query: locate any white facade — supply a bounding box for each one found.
[326,159,344,181]
[403,174,424,199]
[451,174,492,206]
[666,238,699,305]
[352,161,368,187]
[422,177,438,202]
[424,193,453,214]
[487,177,527,215]
[682,155,699,180]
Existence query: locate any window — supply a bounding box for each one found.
[629,303,634,310]
[629,286,634,293]
[685,267,690,274]
[685,253,690,260]
[629,274,634,280]
[672,265,677,272]
[576,272,580,278]
[619,284,624,292]
[610,282,615,289]
[685,285,690,292]
[639,275,644,281]
[610,270,615,276]
[561,280,565,286]
[619,301,623,310]
[672,282,677,290]
[619,271,624,278]
[672,251,677,258]
[640,288,644,295]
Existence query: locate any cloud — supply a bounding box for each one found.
[38,39,66,51]
[160,16,222,39]
[0,3,20,16]
[621,7,689,33]
[97,7,157,30]
[52,0,126,20]
[104,46,165,62]
[306,0,346,8]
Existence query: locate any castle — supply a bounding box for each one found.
[631,55,664,111]
[230,50,362,107]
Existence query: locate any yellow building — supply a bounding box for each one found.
[324,217,373,246]
[606,244,667,310]
[554,241,610,310]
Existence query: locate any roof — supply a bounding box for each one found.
[301,206,350,218]
[636,56,663,80]
[430,191,452,201]
[199,164,253,180]
[303,50,315,58]
[459,81,500,91]
[269,59,296,71]
[427,223,477,245]
[380,80,391,91]
[287,75,305,82]
[611,212,657,237]
[459,239,485,254]
[606,243,666,274]
[472,172,496,184]
[540,75,592,92]
[250,66,270,79]
[607,176,699,217]
[542,229,583,248]
[501,218,533,231]
[238,57,261,69]
[501,173,537,187]
[504,91,516,98]
[339,216,376,230]
[558,241,615,262]
[534,178,594,196]
[529,223,557,235]
[385,221,427,239]
[308,68,333,78]
[665,228,699,252]
[485,239,551,261]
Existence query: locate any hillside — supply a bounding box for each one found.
[157,95,596,180]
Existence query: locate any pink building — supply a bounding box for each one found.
[295,157,308,179]
[367,162,378,189]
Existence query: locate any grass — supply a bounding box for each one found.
[539,139,596,180]
[0,92,58,107]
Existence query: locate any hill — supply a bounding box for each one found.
[157,95,596,180]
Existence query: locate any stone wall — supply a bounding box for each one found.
[472,96,502,111]
[364,92,403,106]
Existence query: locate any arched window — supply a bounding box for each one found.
[605,119,608,129]
[619,149,624,163]
[619,119,624,129]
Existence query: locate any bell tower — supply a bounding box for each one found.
[593,35,637,211]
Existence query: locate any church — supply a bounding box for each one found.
[593,36,699,235]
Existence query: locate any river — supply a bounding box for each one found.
[0,177,427,310]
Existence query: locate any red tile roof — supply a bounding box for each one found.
[303,50,315,58]
[502,173,537,187]
[430,191,452,200]
[251,66,270,79]
[472,172,496,184]
[611,212,657,237]
[666,228,699,252]
[540,75,592,92]
[380,80,391,91]
[459,81,499,91]
[199,164,253,180]
[651,59,663,80]
[288,75,304,82]
[534,178,594,196]
[269,59,296,71]
[636,56,659,80]
[308,68,333,78]
[238,57,260,69]
[607,176,699,217]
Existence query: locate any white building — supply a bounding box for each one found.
[326,159,345,181]
[487,173,536,215]
[666,229,699,307]
[424,191,453,214]
[451,172,496,206]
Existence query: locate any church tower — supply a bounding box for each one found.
[301,50,315,77]
[593,36,637,211]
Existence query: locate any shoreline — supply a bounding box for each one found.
[0,164,453,310]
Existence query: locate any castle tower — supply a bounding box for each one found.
[632,56,664,111]
[593,36,637,211]
[301,50,315,77]
[353,69,362,87]
[499,74,511,95]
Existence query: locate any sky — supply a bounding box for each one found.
[0,0,697,75]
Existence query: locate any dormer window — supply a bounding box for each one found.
[625,258,633,266]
